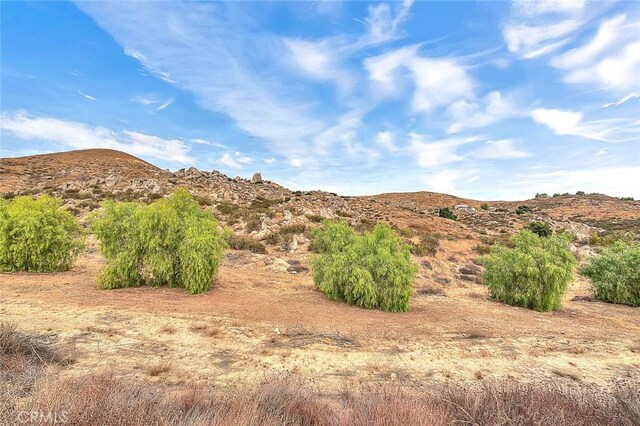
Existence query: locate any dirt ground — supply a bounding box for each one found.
[2,247,639,393]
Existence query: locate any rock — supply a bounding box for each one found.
[319,208,334,219]
[270,258,290,273]
[288,235,299,253]
[252,173,262,183]
[458,274,479,282]
[459,264,482,276]
[104,175,119,187]
[434,276,451,285]
[569,243,596,260]
[283,210,293,221]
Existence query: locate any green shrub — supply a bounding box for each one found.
[312,223,417,312]
[580,241,640,307]
[89,189,226,294]
[534,193,548,199]
[309,220,356,253]
[589,231,633,247]
[515,205,532,215]
[0,195,84,272]
[438,207,457,221]
[481,231,576,312]
[525,221,552,237]
[226,234,267,254]
[480,203,489,211]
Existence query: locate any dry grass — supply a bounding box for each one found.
[0,321,73,411]
[273,326,358,348]
[0,322,70,366]
[190,324,222,338]
[160,324,178,335]
[415,285,445,297]
[2,372,638,426]
[146,361,171,377]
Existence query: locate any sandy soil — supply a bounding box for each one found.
[3,248,639,392]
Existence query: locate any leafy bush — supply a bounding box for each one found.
[309,220,356,253]
[588,231,633,247]
[534,193,548,198]
[580,241,640,307]
[312,222,417,312]
[481,231,576,312]
[89,189,226,294]
[515,205,532,215]
[0,195,84,272]
[480,203,489,210]
[227,234,267,254]
[525,221,552,237]
[438,207,457,221]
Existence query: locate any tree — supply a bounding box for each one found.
[580,241,640,307]
[438,207,457,221]
[312,223,417,312]
[89,188,226,294]
[481,231,576,311]
[525,221,552,238]
[0,195,84,272]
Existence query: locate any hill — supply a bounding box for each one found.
[2,149,638,242]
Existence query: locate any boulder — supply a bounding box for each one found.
[252,173,262,183]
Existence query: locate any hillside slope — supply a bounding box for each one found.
[1,149,638,244]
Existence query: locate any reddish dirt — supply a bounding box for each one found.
[2,248,639,391]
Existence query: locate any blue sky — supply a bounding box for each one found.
[1,1,639,199]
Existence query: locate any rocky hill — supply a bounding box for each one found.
[2,149,639,275]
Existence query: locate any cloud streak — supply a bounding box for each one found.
[0,111,193,163]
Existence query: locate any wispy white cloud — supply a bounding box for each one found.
[531,107,640,143]
[471,139,530,160]
[131,95,157,106]
[550,14,640,90]
[263,157,276,164]
[190,138,226,148]
[502,0,587,59]
[365,45,474,113]
[155,97,174,111]
[364,44,419,98]
[77,1,325,159]
[216,152,253,169]
[0,110,192,163]
[374,131,398,152]
[409,133,479,168]
[283,38,353,93]
[408,57,474,113]
[131,94,174,112]
[602,90,640,108]
[511,0,586,17]
[78,91,96,101]
[447,91,523,133]
[503,21,581,59]
[356,0,414,45]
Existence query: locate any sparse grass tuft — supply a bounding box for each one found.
[146,361,171,377]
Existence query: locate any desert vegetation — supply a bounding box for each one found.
[0,195,84,272]
[481,231,576,312]
[525,220,552,237]
[1,320,638,426]
[581,241,640,307]
[89,188,227,294]
[312,221,417,312]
